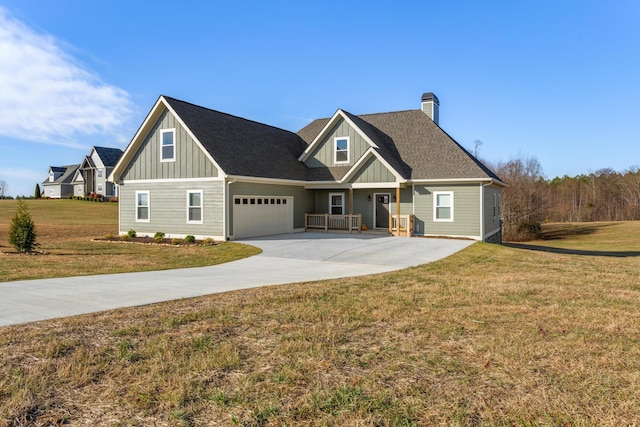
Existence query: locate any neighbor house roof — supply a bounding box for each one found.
[42,164,80,185]
[297,109,502,182]
[163,96,309,181]
[93,146,124,167]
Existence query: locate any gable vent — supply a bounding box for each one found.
[421,92,439,125]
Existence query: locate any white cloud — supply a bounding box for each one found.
[0,7,132,147]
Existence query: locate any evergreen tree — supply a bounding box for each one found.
[8,200,38,253]
[34,183,41,199]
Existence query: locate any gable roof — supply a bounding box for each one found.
[163,96,309,181]
[93,146,124,167]
[297,109,503,183]
[43,164,79,185]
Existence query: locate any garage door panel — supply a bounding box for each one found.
[233,196,293,239]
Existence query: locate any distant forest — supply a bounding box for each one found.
[491,156,640,241]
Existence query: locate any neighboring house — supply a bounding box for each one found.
[110,93,505,242]
[42,165,80,198]
[71,146,124,198]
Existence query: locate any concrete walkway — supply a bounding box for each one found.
[0,233,473,327]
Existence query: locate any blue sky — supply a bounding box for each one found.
[1,0,639,196]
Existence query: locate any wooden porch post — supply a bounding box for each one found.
[395,187,401,237]
[349,188,354,234]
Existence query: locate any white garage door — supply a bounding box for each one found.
[233,195,293,239]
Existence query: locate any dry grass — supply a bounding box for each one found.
[1,220,640,426]
[0,199,259,282]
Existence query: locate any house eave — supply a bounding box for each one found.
[410,177,506,187]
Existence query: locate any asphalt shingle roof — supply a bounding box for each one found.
[298,109,502,182]
[43,164,80,185]
[164,96,309,180]
[94,147,124,167]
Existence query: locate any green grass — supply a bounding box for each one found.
[1,220,639,425]
[0,199,260,282]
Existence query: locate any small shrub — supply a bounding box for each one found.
[127,229,137,238]
[202,237,215,246]
[102,233,116,240]
[8,200,38,253]
[154,232,165,243]
[120,234,130,241]
[184,235,196,244]
[171,238,181,245]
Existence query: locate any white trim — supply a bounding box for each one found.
[304,182,402,190]
[226,175,308,186]
[186,189,204,224]
[340,148,406,184]
[135,190,150,222]
[433,191,454,222]
[329,192,345,215]
[110,96,225,182]
[160,128,176,162]
[122,177,224,184]
[480,184,485,241]
[298,109,379,162]
[334,136,350,165]
[373,192,391,229]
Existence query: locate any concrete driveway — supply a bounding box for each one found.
[0,233,473,327]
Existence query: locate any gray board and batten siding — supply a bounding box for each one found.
[121,109,219,181]
[119,180,225,239]
[227,182,315,235]
[413,184,481,239]
[483,185,502,241]
[350,156,397,183]
[305,118,371,168]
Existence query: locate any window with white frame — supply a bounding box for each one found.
[136,191,150,222]
[160,129,176,162]
[187,190,203,223]
[97,168,103,178]
[434,191,453,222]
[97,184,103,193]
[329,193,344,215]
[334,137,349,164]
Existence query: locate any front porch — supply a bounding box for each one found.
[304,186,414,237]
[304,213,414,237]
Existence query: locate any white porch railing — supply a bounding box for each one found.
[390,214,414,237]
[305,213,362,233]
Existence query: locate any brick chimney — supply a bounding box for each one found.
[421,92,439,125]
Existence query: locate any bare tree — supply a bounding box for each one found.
[0,180,7,198]
[494,155,545,241]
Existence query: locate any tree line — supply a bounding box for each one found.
[492,156,640,241]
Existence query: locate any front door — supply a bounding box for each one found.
[375,194,390,228]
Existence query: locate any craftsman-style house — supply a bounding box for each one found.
[110,93,504,242]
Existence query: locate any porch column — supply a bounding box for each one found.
[395,187,401,237]
[349,188,354,234]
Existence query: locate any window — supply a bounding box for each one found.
[187,190,203,223]
[160,129,176,162]
[334,137,349,164]
[136,191,150,222]
[434,191,453,222]
[97,169,103,178]
[49,171,54,182]
[329,193,344,215]
[97,184,103,193]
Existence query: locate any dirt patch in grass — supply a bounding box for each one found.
[2,222,640,425]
